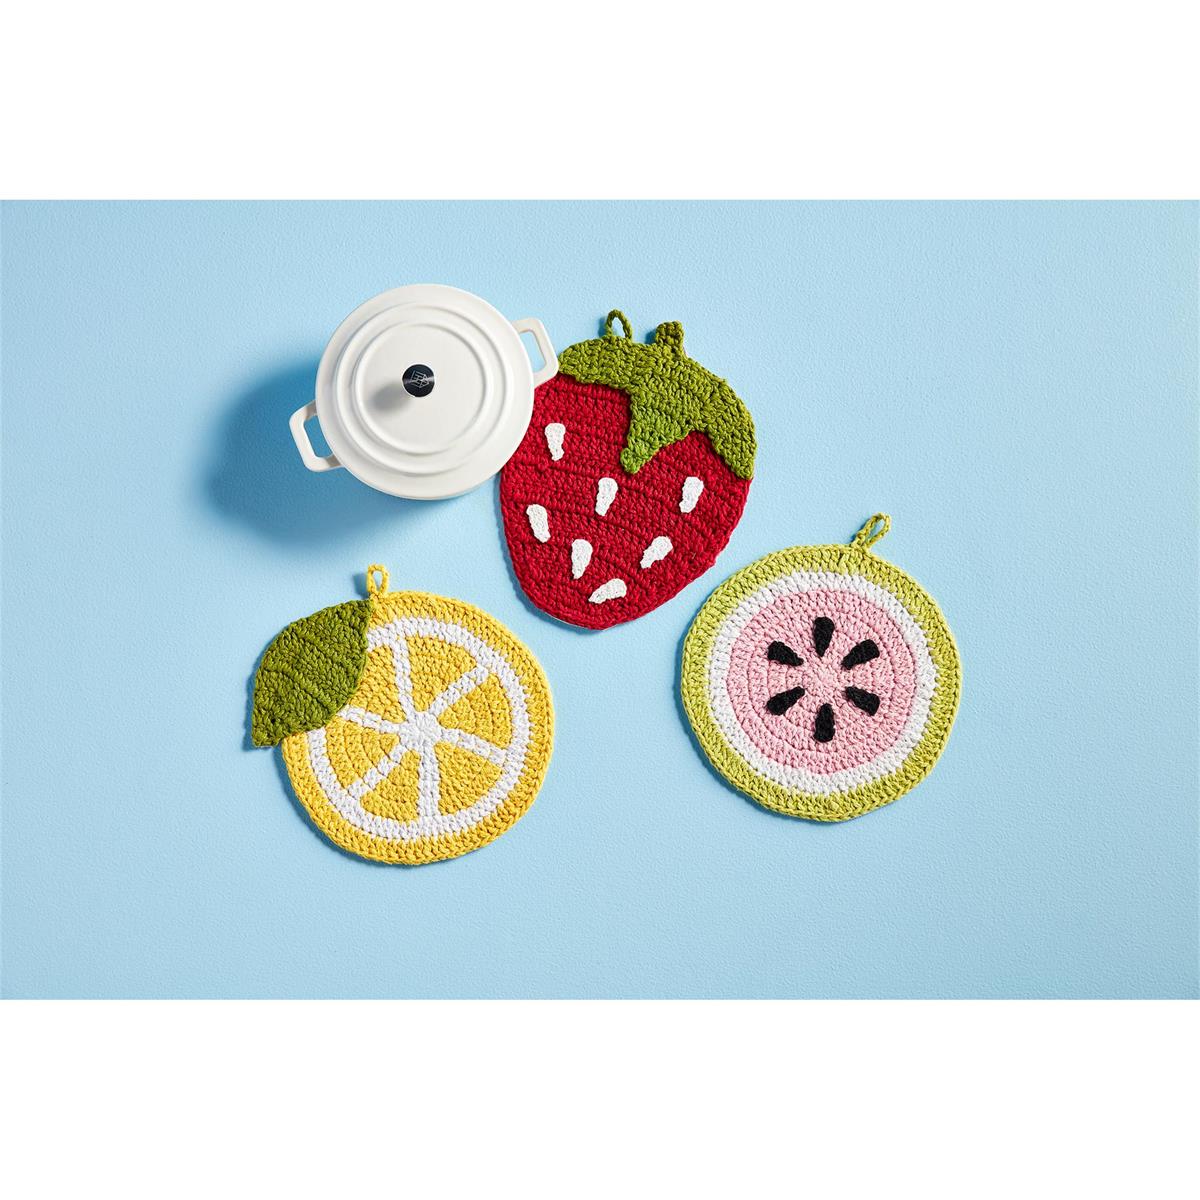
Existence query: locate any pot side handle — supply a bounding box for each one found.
[511,317,558,387]
[289,401,342,472]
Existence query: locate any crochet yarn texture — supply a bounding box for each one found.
[681,516,960,821]
[499,310,755,629]
[253,566,553,864]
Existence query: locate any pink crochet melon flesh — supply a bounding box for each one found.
[725,586,920,776]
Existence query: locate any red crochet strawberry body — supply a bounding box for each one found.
[499,313,755,630]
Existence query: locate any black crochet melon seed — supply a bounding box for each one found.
[763,615,883,745]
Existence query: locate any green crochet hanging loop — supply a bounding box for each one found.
[604,309,633,340]
[852,513,891,551]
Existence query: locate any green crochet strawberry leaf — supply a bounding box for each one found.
[555,313,756,480]
[251,600,370,747]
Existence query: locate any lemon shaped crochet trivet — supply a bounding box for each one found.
[681,515,960,822]
[252,566,553,864]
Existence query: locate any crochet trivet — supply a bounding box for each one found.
[499,310,755,629]
[681,515,960,821]
[252,565,553,864]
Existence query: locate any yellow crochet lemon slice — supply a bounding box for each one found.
[279,567,553,864]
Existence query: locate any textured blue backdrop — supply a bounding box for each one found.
[2,202,1196,998]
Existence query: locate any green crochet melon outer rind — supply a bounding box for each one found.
[251,599,370,747]
[556,313,756,479]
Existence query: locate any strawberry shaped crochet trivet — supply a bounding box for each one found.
[499,310,756,629]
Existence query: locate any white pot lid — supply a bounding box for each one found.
[292,284,557,499]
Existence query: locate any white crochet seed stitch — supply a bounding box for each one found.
[588,578,627,604]
[305,615,533,840]
[526,504,551,543]
[595,477,617,516]
[640,536,673,568]
[680,476,704,513]
[544,423,565,461]
[571,538,593,579]
[705,570,937,796]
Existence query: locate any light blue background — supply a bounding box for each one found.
[2,202,1196,998]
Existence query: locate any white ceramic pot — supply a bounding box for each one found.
[289,284,557,499]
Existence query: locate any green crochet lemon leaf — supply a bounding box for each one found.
[251,599,370,747]
[556,313,756,480]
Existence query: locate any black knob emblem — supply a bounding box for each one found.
[402,364,435,398]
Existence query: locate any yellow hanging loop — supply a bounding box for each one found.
[851,513,891,551]
[366,564,390,595]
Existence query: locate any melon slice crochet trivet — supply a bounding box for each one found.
[252,565,553,864]
[681,515,960,821]
[499,310,755,629]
